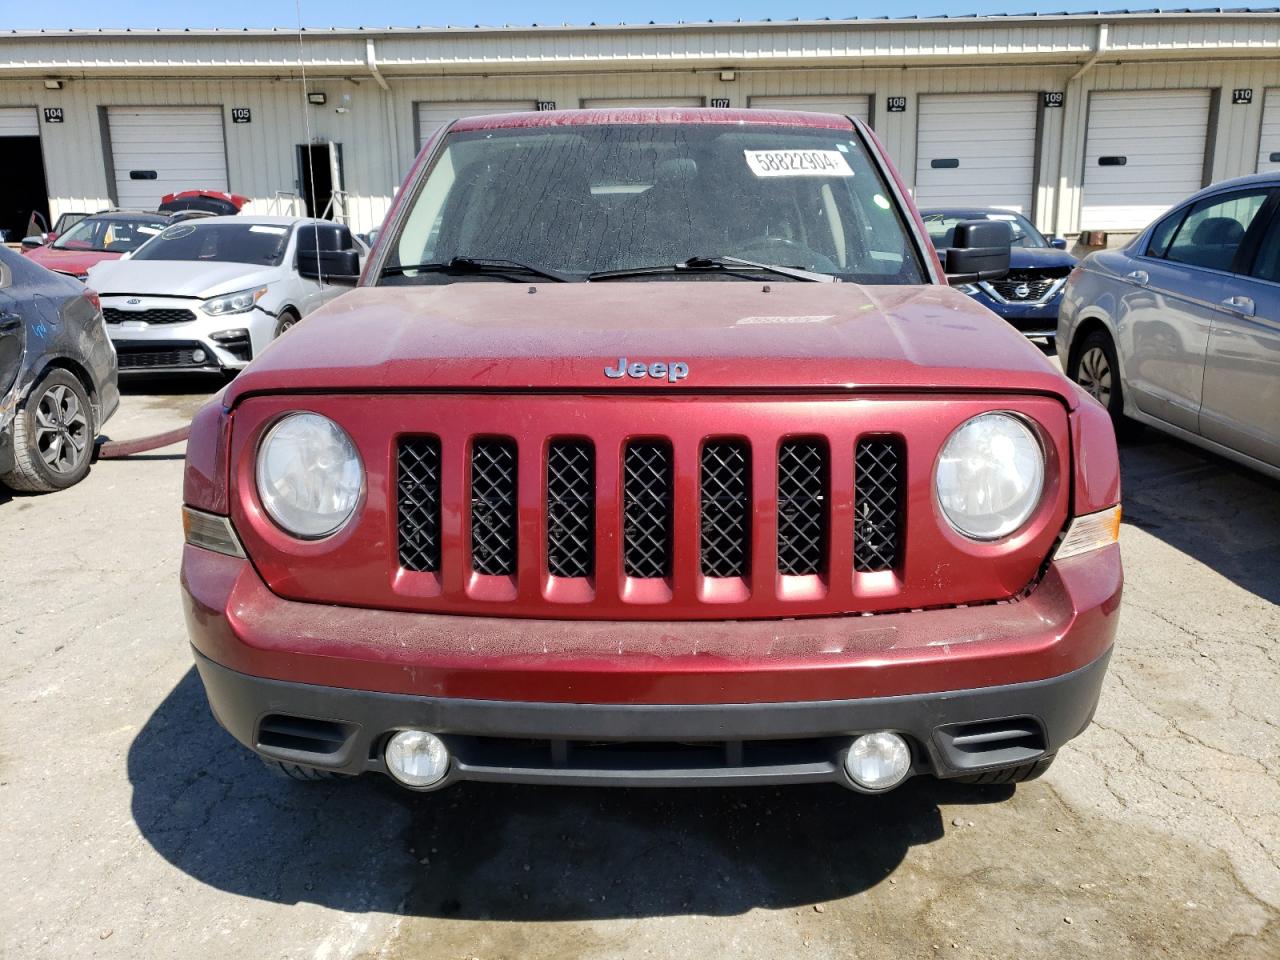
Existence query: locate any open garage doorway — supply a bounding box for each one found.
[0,108,50,243]
[297,142,344,220]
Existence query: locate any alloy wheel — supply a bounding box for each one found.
[33,383,90,476]
[1077,346,1113,406]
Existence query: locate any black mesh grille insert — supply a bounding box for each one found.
[623,441,672,579]
[397,437,442,573]
[546,440,595,578]
[103,307,197,325]
[854,438,903,572]
[777,440,827,576]
[700,440,750,578]
[471,439,518,576]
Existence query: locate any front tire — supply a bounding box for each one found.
[1070,329,1130,430]
[273,309,301,339]
[260,757,342,782]
[1,369,95,493]
[954,755,1055,785]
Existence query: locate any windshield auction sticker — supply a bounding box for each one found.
[744,150,853,177]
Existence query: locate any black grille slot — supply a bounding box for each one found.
[103,307,197,325]
[777,440,827,576]
[470,439,518,576]
[546,440,595,578]
[700,440,750,578]
[854,438,903,572]
[397,437,442,573]
[623,441,673,579]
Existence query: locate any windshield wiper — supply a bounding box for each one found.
[589,255,834,283]
[380,256,571,282]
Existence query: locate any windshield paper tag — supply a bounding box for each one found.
[249,225,288,235]
[744,150,853,178]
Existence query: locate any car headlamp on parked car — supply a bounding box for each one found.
[935,412,1044,541]
[201,286,267,316]
[255,413,363,539]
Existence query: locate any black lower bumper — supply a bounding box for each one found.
[194,647,1111,791]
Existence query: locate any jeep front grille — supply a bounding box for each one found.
[622,441,673,579]
[470,439,518,576]
[397,437,442,573]
[546,440,595,579]
[700,440,751,578]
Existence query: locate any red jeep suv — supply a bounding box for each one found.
[181,109,1121,794]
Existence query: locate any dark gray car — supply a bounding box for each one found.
[0,247,119,492]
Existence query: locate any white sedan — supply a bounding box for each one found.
[87,216,365,375]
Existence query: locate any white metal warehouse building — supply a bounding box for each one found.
[1,9,1279,244]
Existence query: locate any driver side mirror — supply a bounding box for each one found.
[298,248,361,285]
[1050,237,1068,250]
[21,234,48,250]
[944,220,1011,285]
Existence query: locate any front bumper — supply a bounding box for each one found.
[102,296,275,374]
[183,542,1121,789]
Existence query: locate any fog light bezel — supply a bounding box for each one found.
[842,731,913,793]
[383,729,451,789]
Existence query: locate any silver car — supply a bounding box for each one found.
[1058,173,1280,480]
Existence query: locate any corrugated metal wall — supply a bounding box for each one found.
[2,26,1278,236]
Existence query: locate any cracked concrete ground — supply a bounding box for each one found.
[1,377,1277,960]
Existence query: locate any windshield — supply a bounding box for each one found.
[921,211,1048,249]
[130,222,291,266]
[385,123,927,283]
[52,216,167,253]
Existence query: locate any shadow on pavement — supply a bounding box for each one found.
[117,373,228,396]
[130,669,1012,920]
[1118,428,1280,604]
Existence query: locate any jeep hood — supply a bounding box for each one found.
[224,282,1075,404]
[87,259,280,299]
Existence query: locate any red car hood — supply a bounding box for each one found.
[24,246,120,276]
[225,282,1076,405]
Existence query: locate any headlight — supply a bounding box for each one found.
[202,286,267,316]
[256,413,363,538]
[936,412,1044,541]
[954,283,979,295]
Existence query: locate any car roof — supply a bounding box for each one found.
[450,106,857,133]
[172,215,312,226]
[83,210,173,222]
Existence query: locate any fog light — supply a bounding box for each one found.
[384,730,450,788]
[844,732,912,791]
[192,348,207,364]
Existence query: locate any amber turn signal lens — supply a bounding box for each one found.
[1053,505,1121,561]
[183,506,246,558]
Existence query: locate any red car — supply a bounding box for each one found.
[23,211,171,281]
[182,109,1122,795]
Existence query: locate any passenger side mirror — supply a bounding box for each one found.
[944,219,1011,285]
[298,248,361,285]
[21,234,48,250]
[1050,237,1068,250]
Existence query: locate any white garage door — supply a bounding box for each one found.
[107,106,227,210]
[913,93,1039,214]
[749,95,870,125]
[581,97,703,109]
[416,100,536,150]
[1081,89,1210,231]
[1258,89,1280,174]
[0,107,39,137]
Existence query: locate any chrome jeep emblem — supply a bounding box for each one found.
[1013,284,1030,299]
[604,357,689,383]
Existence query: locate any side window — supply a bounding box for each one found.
[1250,205,1280,284]
[1164,189,1270,273]
[1146,208,1185,259]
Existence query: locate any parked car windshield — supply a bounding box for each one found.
[386,122,927,283]
[130,222,291,266]
[52,215,168,253]
[922,211,1048,249]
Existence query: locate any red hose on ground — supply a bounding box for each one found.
[96,425,191,459]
